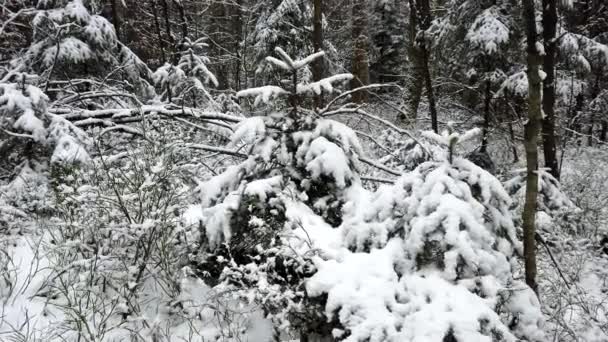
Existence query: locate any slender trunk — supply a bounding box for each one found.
[588,72,603,145]
[407,0,437,132]
[312,0,324,107]
[404,0,423,121]
[210,1,229,89]
[541,0,560,179]
[110,0,122,41]
[509,122,519,163]
[151,0,166,64]
[160,0,175,62]
[417,0,437,132]
[351,0,370,103]
[172,0,188,43]
[522,0,542,294]
[481,80,491,152]
[421,46,438,132]
[231,0,243,90]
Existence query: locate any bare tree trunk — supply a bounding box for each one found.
[509,122,519,163]
[172,0,188,43]
[541,0,560,179]
[312,0,324,107]
[209,1,229,90]
[522,0,542,294]
[421,44,438,132]
[231,0,243,90]
[160,0,175,63]
[481,80,491,152]
[406,0,438,132]
[151,0,167,64]
[351,0,370,103]
[110,0,122,41]
[405,0,423,121]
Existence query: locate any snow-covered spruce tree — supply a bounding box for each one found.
[503,167,584,236]
[7,0,152,100]
[304,126,544,341]
[153,37,219,106]
[0,80,90,171]
[1,0,154,171]
[184,47,357,339]
[557,31,608,140]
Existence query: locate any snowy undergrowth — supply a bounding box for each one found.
[535,146,608,341]
[0,139,270,341]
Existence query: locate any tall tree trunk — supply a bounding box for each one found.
[110,0,122,41]
[160,0,175,62]
[403,0,423,121]
[210,1,229,89]
[421,44,438,132]
[351,0,370,103]
[481,80,491,152]
[509,122,519,163]
[312,0,324,107]
[406,0,438,132]
[231,0,243,90]
[151,0,167,64]
[541,0,560,179]
[172,0,188,44]
[522,0,542,294]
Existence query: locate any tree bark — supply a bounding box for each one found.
[151,0,167,64]
[541,0,560,179]
[404,0,423,121]
[351,0,370,103]
[160,0,175,63]
[312,0,324,107]
[522,0,542,294]
[481,80,491,152]
[172,0,188,44]
[406,0,438,132]
[231,0,243,90]
[110,0,122,41]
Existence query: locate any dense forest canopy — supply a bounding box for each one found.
[0,0,607,341]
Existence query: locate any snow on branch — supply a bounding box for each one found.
[296,73,354,95]
[236,86,288,107]
[50,105,242,124]
[270,47,325,71]
[292,51,325,70]
[466,9,509,55]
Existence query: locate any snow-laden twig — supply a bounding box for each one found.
[323,107,430,156]
[180,143,248,158]
[50,105,242,128]
[358,156,401,176]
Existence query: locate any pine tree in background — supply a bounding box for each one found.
[430,0,521,152]
[12,0,152,94]
[153,37,218,106]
